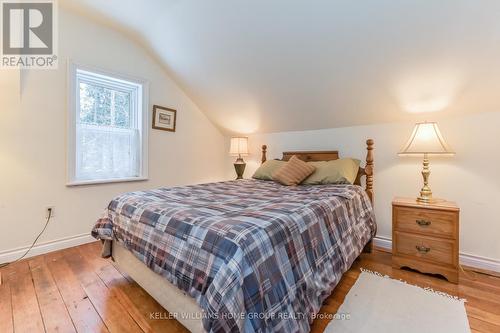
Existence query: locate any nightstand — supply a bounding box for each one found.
[392,197,460,283]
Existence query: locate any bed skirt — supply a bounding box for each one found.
[112,241,205,333]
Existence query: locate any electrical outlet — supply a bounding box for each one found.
[45,206,55,219]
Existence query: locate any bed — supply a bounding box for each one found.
[92,139,376,333]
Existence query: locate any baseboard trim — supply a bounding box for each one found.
[373,236,500,273]
[459,253,500,275]
[0,233,96,264]
[1,233,498,274]
[373,236,392,251]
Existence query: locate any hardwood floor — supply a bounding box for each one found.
[1,242,499,333]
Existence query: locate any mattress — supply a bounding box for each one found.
[92,179,376,332]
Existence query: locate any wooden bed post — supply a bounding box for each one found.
[365,139,374,204]
[261,145,267,164]
[363,139,375,254]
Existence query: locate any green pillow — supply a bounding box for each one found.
[252,160,286,180]
[302,158,361,185]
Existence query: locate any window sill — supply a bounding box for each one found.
[66,176,149,187]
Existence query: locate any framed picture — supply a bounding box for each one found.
[152,105,177,132]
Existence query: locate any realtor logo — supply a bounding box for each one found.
[1,0,58,68]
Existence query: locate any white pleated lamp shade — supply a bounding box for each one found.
[399,122,454,156]
[229,137,249,156]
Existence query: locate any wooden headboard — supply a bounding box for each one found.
[261,139,374,203]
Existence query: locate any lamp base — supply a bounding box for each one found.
[417,187,433,203]
[417,153,433,203]
[417,197,430,203]
[417,196,432,204]
[234,158,246,180]
[415,197,443,205]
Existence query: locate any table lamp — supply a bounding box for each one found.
[399,122,454,203]
[229,137,249,179]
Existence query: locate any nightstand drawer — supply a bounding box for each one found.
[394,231,456,266]
[393,206,456,239]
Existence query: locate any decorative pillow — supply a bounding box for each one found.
[302,158,361,185]
[272,155,316,186]
[252,160,286,180]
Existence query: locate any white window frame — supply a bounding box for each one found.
[67,61,149,186]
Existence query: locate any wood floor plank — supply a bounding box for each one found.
[79,242,189,333]
[8,261,45,333]
[0,266,14,333]
[5,243,500,333]
[45,252,109,333]
[468,317,500,333]
[76,245,154,333]
[62,247,144,333]
[28,256,77,333]
[466,304,500,327]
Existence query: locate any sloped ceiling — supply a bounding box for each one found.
[60,0,500,134]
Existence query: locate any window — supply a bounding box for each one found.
[68,63,148,185]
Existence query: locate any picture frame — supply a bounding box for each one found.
[152,105,177,132]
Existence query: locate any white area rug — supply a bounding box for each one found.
[325,269,470,333]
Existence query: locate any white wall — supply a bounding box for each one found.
[0,8,226,256]
[235,112,500,262]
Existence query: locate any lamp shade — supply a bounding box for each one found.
[229,137,249,156]
[399,122,454,156]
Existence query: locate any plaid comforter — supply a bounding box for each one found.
[92,180,376,333]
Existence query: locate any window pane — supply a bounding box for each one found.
[113,91,131,127]
[73,68,143,183]
[76,125,139,180]
[79,82,131,128]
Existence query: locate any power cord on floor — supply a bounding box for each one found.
[0,208,53,269]
[459,263,500,280]
[459,263,476,281]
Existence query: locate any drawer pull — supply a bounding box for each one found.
[416,219,431,226]
[415,245,431,253]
